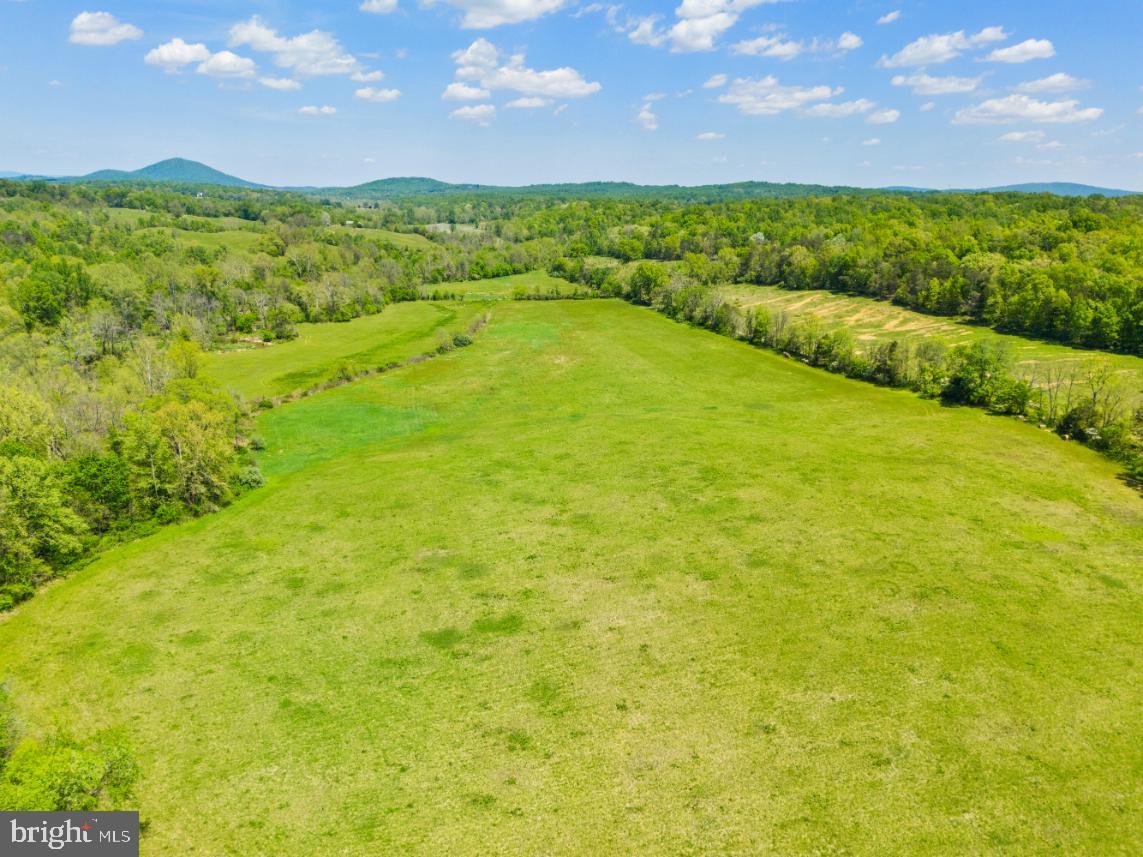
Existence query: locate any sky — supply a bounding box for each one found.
[1,0,1141,189]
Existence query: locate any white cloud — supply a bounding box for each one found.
[643,91,666,101]
[668,0,785,53]
[891,72,982,95]
[669,12,738,52]
[732,34,805,60]
[637,102,659,130]
[505,96,551,107]
[697,131,725,140]
[1015,72,1089,93]
[985,39,1055,64]
[867,108,900,124]
[862,137,881,146]
[229,16,361,76]
[298,105,337,115]
[731,30,862,60]
[69,11,142,46]
[628,16,667,47]
[999,130,1046,142]
[920,101,935,112]
[954,95,1103,124]
[450,104,496,124]
[355,86,401,102]
[351,70,385,82]
[440,0,569,28]
[260,76,301,91]
[877,11,901,25]
[442,82,491,100]
[703,73,728,89]
[144,38,211,72]
[878,26,1006,68]
[196,51,257,79]
[718,75,840,116]
[451,39,600,98]
[360,0,398,12]
[805,98,876,118]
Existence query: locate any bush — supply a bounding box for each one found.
[238,464,265,490]
[452,332,473,348]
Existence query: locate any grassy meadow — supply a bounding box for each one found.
[722,284,1143,405]
[2,299,1141,854]
[206,300,488,400]
[425,270,576,300]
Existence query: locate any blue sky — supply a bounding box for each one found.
[1,0,1140,188]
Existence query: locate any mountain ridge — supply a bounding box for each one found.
[3,158,1139,199]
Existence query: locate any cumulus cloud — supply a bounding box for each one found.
[355,86,401,102]
[862,137,881,145]
[196,51,257,79]
[877,11,901,25]
[229,16,362,76]
[450,104,496,125]
[443,82,491,100]
[920,101,935,112]
[1015,72,1089,93]
[878,26,1006,68]
[891,72,982,95]
[260,76,302,91]
[69,11,142,46]
[360,0,398,12]
[867,108,900,124]
[505,96,551,108]
[805,98,876,118]
[451,38,600,98]
[352,70,385,82]
[298,105,337,115]
[718,76,841,116]
[985,39,1055,63]
[697,131,725,140]
[440,0,569,28]
[144,38,211,72]
[703,73,728,89]
[636,101,659,130]
[954,94,1103,124]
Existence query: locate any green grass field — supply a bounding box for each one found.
[723,284,1143,405]
[206,301,488,400]
[2,300,1141,854]
[425,270,576,300]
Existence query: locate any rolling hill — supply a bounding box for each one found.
[2,158,1139,198]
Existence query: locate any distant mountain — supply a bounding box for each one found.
[72,158,260,188]
[883,182,1138,198]
[978,182,1138,198]
[3,159,1138,199]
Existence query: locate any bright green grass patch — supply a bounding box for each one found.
[723,283,1143,405]
[205,301,486,399]
[134,225,264,254]
[1,301,1141,855]
[429,270,575,300]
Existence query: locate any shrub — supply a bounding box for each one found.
[238,464,265,490]
[452,332,473,348]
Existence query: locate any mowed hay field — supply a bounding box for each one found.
[722,284,1143,405]
[2,300,1142,855]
